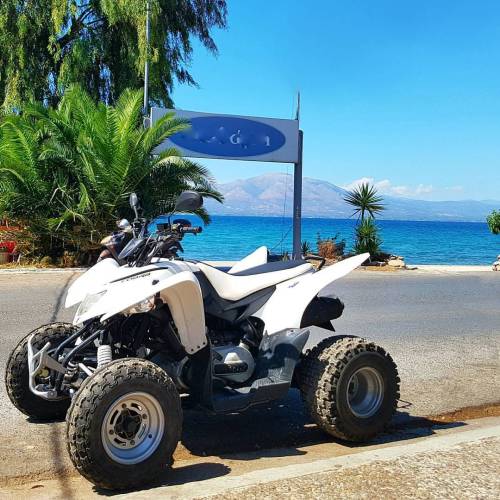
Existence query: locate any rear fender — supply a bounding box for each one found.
[254,253,369,334]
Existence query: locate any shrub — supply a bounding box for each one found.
[39,256,53,267]
[301,241,312,256]
[316,233,346,260]
[281,251,290,261]
[487,210,500,235]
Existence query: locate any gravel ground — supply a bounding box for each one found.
[210,437,500,500]
[0,269,499,484]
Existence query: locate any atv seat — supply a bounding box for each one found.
[196,261,313,301]
[231,260,307,276]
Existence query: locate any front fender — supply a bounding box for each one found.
[100,271,207,355]
[65,258,120,308]
[157,273,207,354]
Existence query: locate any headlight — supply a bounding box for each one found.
[76,291,107,318]
[124,296,155,315]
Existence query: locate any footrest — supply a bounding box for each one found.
[211,328,310,413]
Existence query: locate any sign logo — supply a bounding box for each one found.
[151,107,299,163]
[169,116,286,158]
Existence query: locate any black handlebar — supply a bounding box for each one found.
[118,220,202,267]
[180,226,202,234]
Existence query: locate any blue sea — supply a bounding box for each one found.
[158,216,499,265]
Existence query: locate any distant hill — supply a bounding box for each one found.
[204,172,498,222]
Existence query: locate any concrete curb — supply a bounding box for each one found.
[412,265,493,273]
[0,267,87,275]
[0,263,495,275]
[0,262,239,275]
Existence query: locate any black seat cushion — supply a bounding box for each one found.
[231,260,308,276]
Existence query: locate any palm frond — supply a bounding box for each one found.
[343,182,385,220]
[0,87,223,258]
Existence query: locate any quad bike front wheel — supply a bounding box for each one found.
[298,336,400,442]
[5,322,78,420]
[66,358,182,490]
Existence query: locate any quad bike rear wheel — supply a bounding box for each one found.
[66,358,182,490]
[5,322,78,420]
[298,336,400,442]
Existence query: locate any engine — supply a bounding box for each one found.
[212,343,255,383]
[208,318,262,384]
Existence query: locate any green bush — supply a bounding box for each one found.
[487,210,500,235]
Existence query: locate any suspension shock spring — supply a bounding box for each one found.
[97,345,113,367]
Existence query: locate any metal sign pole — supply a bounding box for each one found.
[292,130,303,260]
[143,0,151,116]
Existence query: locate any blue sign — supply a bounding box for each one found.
[169,117,286,158]
[151,108,299,163]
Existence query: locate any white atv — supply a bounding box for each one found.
[5,191,399,490]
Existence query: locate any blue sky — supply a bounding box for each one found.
[171,1,500,201]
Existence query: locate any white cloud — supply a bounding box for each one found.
[342,177,463,200]
[415,184,434,195]
[341,177,420,197]
[341,177,376,191]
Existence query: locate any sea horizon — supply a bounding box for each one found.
[210,213,491,224]
[157,215,499,265]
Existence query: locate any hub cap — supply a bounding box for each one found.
[347,366,384,418]
[101,392,165,464]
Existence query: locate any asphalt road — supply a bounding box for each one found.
[0,269,499,484]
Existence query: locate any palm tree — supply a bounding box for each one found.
[343,182,385,257]
[343,182,385,221]
[0,86,222,260]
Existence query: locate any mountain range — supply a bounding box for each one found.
[204,173,498,222]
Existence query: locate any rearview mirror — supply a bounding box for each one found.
[129,192,139,208]
[174,191,203,212]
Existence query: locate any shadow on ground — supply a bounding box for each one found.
[179,389,465,460]
[94,462,232,497]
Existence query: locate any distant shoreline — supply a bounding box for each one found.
[207,214,490,224]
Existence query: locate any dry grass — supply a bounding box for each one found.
[428,402,500,423]
[0,262,57,269]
